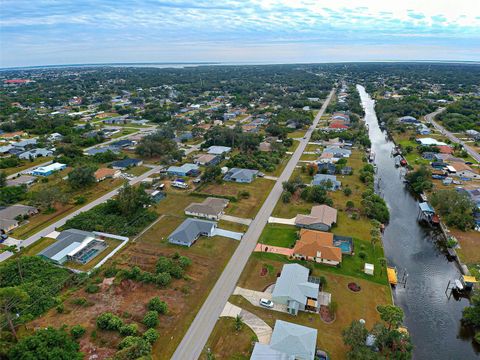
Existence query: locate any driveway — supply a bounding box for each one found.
[233,287,288,313]
[220,302,272,344]
[268,216,296,225]
[213,228,243,240]
[263,175,278,181]
[220,214,252,226]
[254,243,294,256]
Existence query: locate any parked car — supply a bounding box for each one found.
[259,298,274,308]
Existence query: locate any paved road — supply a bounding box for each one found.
[171,88,335,360]
[424,108,480,163]
[0,166,162,262]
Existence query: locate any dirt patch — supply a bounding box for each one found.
[320,305,335,324]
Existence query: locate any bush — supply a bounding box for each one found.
[178,255,192,269]
[281,191,291,203]
[238,190,250,199]
[147,297,168,314]
[343,187,352,196]
[116,336,152,359]
[358,251,367,260]
[143,328,160,344]
[70,325,86,339]
[85,284,100,294]
[119,323,138,336]
[155,272,172,287]
[142,311,159,328]
[71,297,89,307]
[104,267,119,277]
[56,303,65,313]
[96,312,123,331]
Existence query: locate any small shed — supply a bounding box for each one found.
[364,263,374,276]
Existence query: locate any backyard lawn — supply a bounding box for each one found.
[233,253,391,360]
[202,317,256,360]
[258,224,298,248]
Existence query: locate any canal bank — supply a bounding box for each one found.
[357,85,478,359]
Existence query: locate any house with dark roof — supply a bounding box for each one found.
[317,162,336,175]
[251,320,317,360]
[223,168,259,183]
[0,205,38,233]
[312,174,341,190]
[295,205,337,231]
[194,154,221,166]
[271,264,320,315]
[84,145,120,156]
[111,158,143,170]
[168,218,217,247]
[184,197,229,220]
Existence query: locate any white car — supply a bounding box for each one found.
[259,298,274,308]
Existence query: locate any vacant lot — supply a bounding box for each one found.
[202,317,256,360]
[451,228,480,269]
[200,179,274,218]
[235,254,391,359]
[258,224,298,248]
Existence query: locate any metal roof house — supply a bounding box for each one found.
[111,158,143,170]
[272,264,320,315]
[168,218,217,247]
[167,163,200,177]
[207,146,231,155]
[18,148,53,160]
[84,146,120,156]
[223,168,259,183]
[251,320,317,360]
[38,229,108,265]
[295,205,337,231]
[312,174,341,190]
[31,162,66,176]
[0,204,38,233]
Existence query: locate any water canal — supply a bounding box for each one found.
[357,85,478,359]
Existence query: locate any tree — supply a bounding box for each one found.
[405,165,432,194]
[116,184,152,216]
[370,228,381,252]
[116,336,152,359]
[234,314,244,331]
[1,245,24,282]
[30,185,67,211]
[0,171,6,187]
[143,310,159,328]
[201,165,221,183]
[343,320,368,350]
[8,327,83,360]
[70,325,86,339]
[136,131,184,163]
[68,165,96,189]
[0,287,29,338]
[430,190,476,230]
[147,297,168,314]
[378,305,404,330]
[462,293,480,327]
[143,328,159,344]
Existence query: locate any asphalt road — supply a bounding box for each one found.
[424,108,480,163]
[0,165,162,262]
[171,88,335,360]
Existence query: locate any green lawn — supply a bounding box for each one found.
[19,237,56,257]
[258,224,298,248]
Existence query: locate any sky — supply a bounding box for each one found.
[1,0,480,68]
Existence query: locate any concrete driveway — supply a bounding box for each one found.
[268,216,296,225]
[254,243,294,257]
[220,214,252,226]
[213,228,243,240]
[234,287,288,313]
[220,302,272,344]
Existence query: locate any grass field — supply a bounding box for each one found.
[200,179,274,218]
[202,317,256,360]
[258,224,298,248]
[125,165,150,177]
[234,253,391,360]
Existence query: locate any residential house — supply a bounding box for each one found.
[47,133,63,142]
[271,263,320,315]
[399,116,419,124]
[437,145,454,154]
[194,154,221,166]
[317,162,336,175]
[84,146,120,156]
[416,124,431,135]
[422,152,437,161]
[0,131,26,140]
[312,174,341,190]
[251,320,317,360]
[207,146,231,155]
[94,168,121,182]
[450,162,479,179]
[111,158,143,170]
[0,204,38,233]
[13,138,37,149]
[323,146,351,158]
[293,229,342,266]
[223,168,259,183]
[340,166,353,175]
[111,139,135,148]
[0,144,13,155]
[184,197,229,220]
[18,148,53,160]
[168,218,217,247]
[38,229,108,265]
[258,141,272,152]
[6,175,36,187]
[295,205,337,231]
[416,138,447,146]
[466,129,480,141]
[167,163,200,177]
[31,162,66,176]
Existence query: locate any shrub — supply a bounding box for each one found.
[156,257,173,273]
[119,323,138,336]
[147,297,168,314]
[358,251,367,260]
[74,196,87,205]
[142,311,159,328]
[70,325,86,339]
[238,190,250,199]
[155,272,172,287]
[116,336,152,359]
[71,297,89,307]
[281,191,291,203]
[178,255,192,269]
[169,264,184,279]
[343,187,352,196]
[104,267,119,277]
[56,303,65,313]
[96,312,123,331]
[85,284,100,294]
[143,328,159,344]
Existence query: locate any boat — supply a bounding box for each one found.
[387,267,398,286]
[454,279,464,291]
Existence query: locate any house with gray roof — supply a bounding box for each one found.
[84,145,120,156]
[38,229,108,265]
[167,163,200,177]
[0,204,38,233]
[168,218,217,247]
[251,320,317,360]
[6,175,36,187]
[272,264,320,315]
[223,168,259,183]
[18,148,53,160]
[184,197,229,220]
[207,146,231,155]
[312,174,341,190]
[323,146,351,158]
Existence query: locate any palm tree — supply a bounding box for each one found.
[1,245,23,282]
[234,314,244,331]
[379,258,387,275]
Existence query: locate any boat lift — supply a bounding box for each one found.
[388,266,408,288]
[445,275,477,299]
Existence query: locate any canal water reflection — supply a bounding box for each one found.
[357,85,478,359]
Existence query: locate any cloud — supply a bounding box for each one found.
[1,0,479,67]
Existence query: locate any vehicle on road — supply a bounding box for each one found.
[259,298,274,308]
